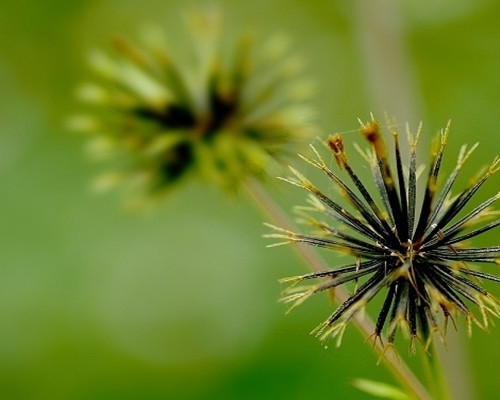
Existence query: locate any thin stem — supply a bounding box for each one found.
[435,332,475,400]
[245,178,431,400]
[422,343,452,400]
[420,350,436,399]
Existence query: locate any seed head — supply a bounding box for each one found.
[268,117,500,352]
[70,10,314,204]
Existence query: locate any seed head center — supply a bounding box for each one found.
[405,240,418,262]
[390,240,420,280]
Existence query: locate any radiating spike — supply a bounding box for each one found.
[280,265,380,312]
[406,124,420,239]
[408,287,418,354]
[422,269,470,314]
[458,268,500,283]
[433,264,488,296]
[265,231,387,258]
[413,130,448,242]
[300,217,384,252]
[387,280,403,343]
[391,124,409,240]
[301,149,393,243]
[423,157,500,244]
[360,120,404,238]
[370,153,397,228]
[323,270,388,327]
[424,192,500,249]
[327,135,397,244]
[375,283,397,336]
[303,185,388,244]
[425,143,480,233]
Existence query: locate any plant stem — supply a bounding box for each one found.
[421,343,452,400]
[245,178,431,400]
[435,330,475,400]
[353,0,421,125]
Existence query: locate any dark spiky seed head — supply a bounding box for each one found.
[267,117,500,353]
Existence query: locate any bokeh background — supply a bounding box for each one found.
[1,0,500,398]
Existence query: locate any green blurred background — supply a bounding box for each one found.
[1,0,499,398]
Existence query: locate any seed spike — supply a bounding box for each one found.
[361,120,405,237]
[425,143,479,233]
[406,121,423,148]
[375,283,397,336]
[278,275,304,284]
[309,156,395,243]
[423,156,500,243]
[424,192,500,249]
[293,177,391,245]
[324,270,388,327]
[276,175,306,189]
[407,132,419,239]
[360,119,387,158]
[460,143,479,165]
[442,119,451,145]
[458,268,500,283]
[413,129,449,243]
[326,137,397,244]
[353,142,371,163]
[392,122,410,240]
[265,240,293,248]
[309,143,326,167]
[326,134,348,169]
[263,222,294,235]
[288,165,312,186]
[299,216,385,252]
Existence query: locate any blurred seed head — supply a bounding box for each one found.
[70,9,316,206]
[267,116,500,353]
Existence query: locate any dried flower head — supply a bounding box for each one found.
[70,10,314,202]
[267,117,500,352]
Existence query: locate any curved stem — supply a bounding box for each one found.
[245,179,431,400]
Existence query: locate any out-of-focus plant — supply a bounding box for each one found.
[70,10,314,206]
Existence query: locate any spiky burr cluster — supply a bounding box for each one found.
[71,11,314,204]
[268,118,500,352]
